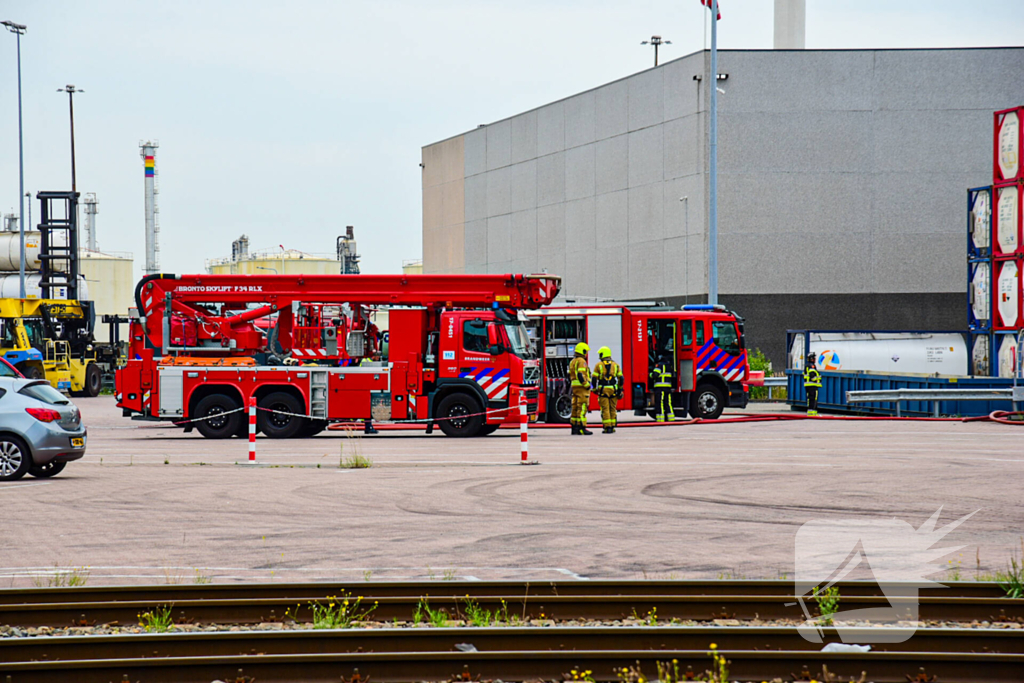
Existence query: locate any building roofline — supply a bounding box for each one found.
[423,45,1024,149]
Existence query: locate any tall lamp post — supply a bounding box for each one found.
[58,85,84,193]
[2,20,27,298]
[699,0,721,306]
[641,35,671,67]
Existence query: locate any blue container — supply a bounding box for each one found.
[968,186,992,258]
[968,258,992,331]
[992,331,1021,377]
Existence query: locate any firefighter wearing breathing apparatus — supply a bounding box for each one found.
[803,352,821,417]
[568,342,593,435]
[651,356,675,422]
[591,346,623,434]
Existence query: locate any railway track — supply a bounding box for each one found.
[1,581,1022,682]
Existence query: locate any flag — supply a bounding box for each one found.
[699,0,721,20]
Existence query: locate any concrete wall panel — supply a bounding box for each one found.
[537,152,566,206]
[720,231,872,294]
[563,249,597,299]
[565,143,596,201]
[511,111,538,165]
[628,68,664,132]
[595,80,628,140]
[510,160,538,213]
[872,232,964,293]
[464,219,487,268]
[871,109,991,174]
[628,240,665,299]
[537,101,565,156]
[464,174,487,223]
[537,204,566,265]
[628,183,665,245]
[595,134,628,195]
[486,119,511,171]
[663,54,703,123]
[594,246,629,299]
[595,190,628,249]
[464,128,487,177]
[485,166,511,217]
[628,125,664,188]
[663,176,704,241]
[486,214,512,264]
[664,114,701,180]
[565,91,597,149]
[510,209,538,264]
[565,197,596,254]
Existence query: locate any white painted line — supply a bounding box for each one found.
[0,481,50,491]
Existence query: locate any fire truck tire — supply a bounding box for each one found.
[690,384,725,420]
[546,393,572,424]
[257,392,305,439]
[478,424,500,436]
[436,393,483,438]
[195,394,244,439]
[84,363,103,397]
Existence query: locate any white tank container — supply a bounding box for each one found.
[0,231,42,272]
[802,332,968,375]
[995,184,1020,255]
[0,273,89,301]
[995,259,1020,328]
[997,109,1019,182]
[998,334,1018,378]
[972,335,991,376]
[971,261,990,324]
[971,189,990,251]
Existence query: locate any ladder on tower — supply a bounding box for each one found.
[36,191,80,300]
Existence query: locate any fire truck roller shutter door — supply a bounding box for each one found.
[586,314,621,374]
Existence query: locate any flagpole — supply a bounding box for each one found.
[708,0,719,306]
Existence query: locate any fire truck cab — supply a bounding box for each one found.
[526,304,750,422]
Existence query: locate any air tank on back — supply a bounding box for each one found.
[791,332,969,375]
[0,231,42,271]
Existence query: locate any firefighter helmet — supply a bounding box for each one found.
[598,346,612,359]
[575,342,590,356]
[806,352,817,366]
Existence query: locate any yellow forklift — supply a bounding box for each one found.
[0,298,104,396]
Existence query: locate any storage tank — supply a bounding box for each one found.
[971,334,991,376]
[793,332,968,375]
[969,187,991,256]
[970,261,990,328]
[997,333,1018,378]
[0,273,89,300]
[80,250,134,342]
[994,183,1021,257]
[0,231,42,272]
[995,107,1022,183]
[994,259,1021,330]
[206,248,341,275]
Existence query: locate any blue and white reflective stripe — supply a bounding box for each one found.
[696,342,746,381]
[459,367,510,400]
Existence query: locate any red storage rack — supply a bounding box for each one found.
[992,256,1023,331]
[995,107,1023,183]
[992,182,1023,257]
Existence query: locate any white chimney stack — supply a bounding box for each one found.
[774,0,806,49]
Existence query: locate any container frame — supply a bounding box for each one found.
[992,256,1023,331]
[991,181,1022,258]
[992,330,1023,378]
[968,330,994,377]
[968,185,992,258]
[994,106,1024,184]
[967,257,992,331]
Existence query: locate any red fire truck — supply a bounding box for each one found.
[116,273,561,438]
[524,304,753,422]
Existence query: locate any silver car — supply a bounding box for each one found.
[0,367,86,480]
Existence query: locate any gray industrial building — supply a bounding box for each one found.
[421,46,1024,365]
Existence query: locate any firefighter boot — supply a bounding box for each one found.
[580,423,593,435]
[571,423,579,435]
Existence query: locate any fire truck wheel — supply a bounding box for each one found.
[257,392,305,439]
[195,394,244,439]
[436,393,483,438]
[84,363,103,397]
[547,393,572,424]
[478,424,500,436]
[690,384,724,420]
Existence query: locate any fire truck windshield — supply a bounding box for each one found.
[503,323,536,359]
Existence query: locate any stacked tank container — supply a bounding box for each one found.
[990,107,1024,376]
[968,186,992,375]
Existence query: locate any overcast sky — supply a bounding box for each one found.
[0,0,1020,280]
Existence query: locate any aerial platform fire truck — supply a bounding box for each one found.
[525,304,755,422]
[116,273,560,438]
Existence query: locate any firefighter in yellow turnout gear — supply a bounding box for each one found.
[803,353,821,417]
[568,342,593,435]
[591,346,623,433]
[651,356,675,422]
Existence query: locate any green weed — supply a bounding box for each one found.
[193,568,211,584]
[293,592,379,629]
[631,607,658,626]
[31,565,90,588]
[340,453,372,469]
[413,597,449,627]
[812,585,841,626]
[138,605,174,633]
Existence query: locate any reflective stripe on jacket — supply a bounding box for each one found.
[592,360,623,393]
[803,367,822,388]
[651,363,673,389]
[569,355,591,388]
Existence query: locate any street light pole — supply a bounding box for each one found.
[708,0,719,305]
[641,35,671,67]
[2,20,27,298]
[58,85,84,193]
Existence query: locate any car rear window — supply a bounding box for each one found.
[0,360,17,378]
[19,382,70,405]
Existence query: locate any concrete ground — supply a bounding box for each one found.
[1,397,1022,586]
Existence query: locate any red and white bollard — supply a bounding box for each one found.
[248,396,257,462]
[519,392,528,464]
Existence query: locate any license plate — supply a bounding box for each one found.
[71,437,85,448]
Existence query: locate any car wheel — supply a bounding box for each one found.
[690,384,725,420]
[29,460,67,478]
[20,365,43,380]
[546,393,572,424]
[194,394,243,439]
[256,392,305,439]
[84,363,103,397]
[436,393,483,437]
[0,435,31,481]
